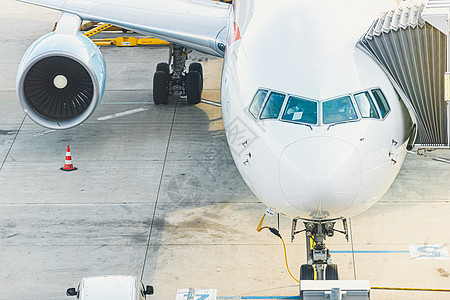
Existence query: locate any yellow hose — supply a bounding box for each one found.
[256,214,270,232]
[256,213,300,283]
[280,236,300,283]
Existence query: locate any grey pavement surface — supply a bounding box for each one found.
[1,1,450,299]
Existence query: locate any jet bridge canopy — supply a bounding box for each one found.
[357,1,450,149]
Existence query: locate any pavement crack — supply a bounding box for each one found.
[140,100,178,280]
[0,116,25,172]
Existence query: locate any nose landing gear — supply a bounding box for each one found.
[153,44,203,105]
[292,218,348,281]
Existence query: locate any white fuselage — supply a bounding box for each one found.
[17,0,413,221]
[221,0,413,219]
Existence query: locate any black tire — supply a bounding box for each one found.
[186,70,202,104]
[156,62,170,74]
[189,62,203,79]
[325,264,339,280]
[300,264,314,280]
[153,71,169,105]
[189,63,203,93]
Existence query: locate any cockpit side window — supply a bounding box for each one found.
[249,89,268,119]
[260,92,285,119]
[281,96,317,124]
[323,96,358,124]
[371,89,390,118]
[354,91,380,119]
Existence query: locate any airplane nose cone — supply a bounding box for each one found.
[279,137,362,219]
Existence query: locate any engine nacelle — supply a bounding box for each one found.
[16,30,106,129]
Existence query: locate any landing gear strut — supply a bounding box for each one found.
[152,44,203,105]
[292,218,348,280]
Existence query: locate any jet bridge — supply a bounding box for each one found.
[357,1,450,150]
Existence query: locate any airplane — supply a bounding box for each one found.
[16,0,420,281]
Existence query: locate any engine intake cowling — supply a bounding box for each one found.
[17,31,106,129]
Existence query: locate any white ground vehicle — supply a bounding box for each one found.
[66,275,154,299]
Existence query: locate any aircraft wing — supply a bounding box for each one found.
[17,0,231,57]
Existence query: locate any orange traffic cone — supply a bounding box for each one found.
[60,145,78,171]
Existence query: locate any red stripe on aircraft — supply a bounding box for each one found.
[233,22,241,42]
[233,0,239,11]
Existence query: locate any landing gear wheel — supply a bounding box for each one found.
[189,62,203,79]
[300,264,314,280]
[156,62,170,74]
[153,71,169,105]
[186,70,202,104]
[325,264,339,280]
[189,63,203,92]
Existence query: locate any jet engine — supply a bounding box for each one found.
[16,30,106,129]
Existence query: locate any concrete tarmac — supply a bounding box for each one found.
[1,1,450,299]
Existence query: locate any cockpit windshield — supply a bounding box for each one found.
[248,87,390,126]
[371,88,390,118]
[261,92,285,119]
[354,91,379,118]
[281,96,317,124]
[249,89,268,118]
[322,96,358,124]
